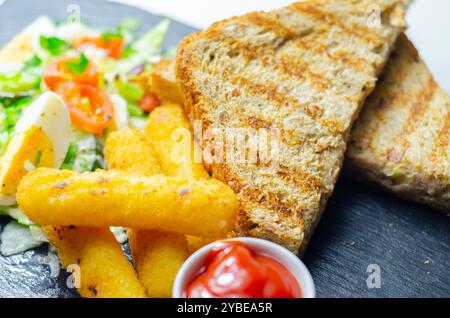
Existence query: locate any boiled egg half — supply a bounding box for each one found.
[0,92,71,204]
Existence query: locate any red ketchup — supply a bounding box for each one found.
[185,242,302,298]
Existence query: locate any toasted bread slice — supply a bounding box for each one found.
[347,34,450,213]
[177,0,409,253]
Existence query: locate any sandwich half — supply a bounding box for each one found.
[347,34,449,213]
[177,0,409,253]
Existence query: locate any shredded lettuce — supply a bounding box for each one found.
[29,225,48,243]
[129,116,148,130]
[110,227,128,244]
[114,19,170,76]
[116,80,144,102]
[0,221,44,256]
[118,17,141,36]
[2,96,33,133]
[0,131,9,155]
[127,103,145,117]
[134,19,170,55]
[109,94,129,130]
[164,46,177,59]
[69,129,105,172]
[0,72,41,95]
[0,206,34,226]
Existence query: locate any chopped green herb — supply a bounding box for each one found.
[65,53,89,74]
[39,36,69,55]
[60,142,78,170]
[101,31,123,43]
[34,149,42,168]
[121,45,136,58]
[3,97,32,132]
[24,55,42,68]
[9,96,32,108]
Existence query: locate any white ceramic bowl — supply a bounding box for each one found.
[173,237,316,298]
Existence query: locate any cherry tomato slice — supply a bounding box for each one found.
[44,57,99,91]
[73,36,124,59]
[137,92,161,112]
[56,82,114,135]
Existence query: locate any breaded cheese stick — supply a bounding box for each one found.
[128,229,187,298]
[105,129,162,177]
[105,129,188,298]
[17,168,237,237]
[147,104,222,254]
[146,103,209,180]
[43,226,146,298]
[186,236,217,255]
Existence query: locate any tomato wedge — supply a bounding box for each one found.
[73,36,124,59]
[44,56,99,91]
[56,82,114,135]
[137,92,161,113]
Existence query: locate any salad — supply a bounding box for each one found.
[0,16,172,256]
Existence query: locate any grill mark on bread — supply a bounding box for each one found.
[277,164,322,194]
[205,19,364,96]
[388,77,437,162]
[278,55,331,90]
[353,94,403,151]
[292,34,369,73]
[353,69,413,150]
[429,111,450,172]
[208,31,334,91]
[247,12,295,38]
[240,171,319,222]
[289,3,385,46]
[231,76,325,119]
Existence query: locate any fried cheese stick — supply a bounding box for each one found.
[146,104,221,254]
[17,168,237,237]
[146,103,209,180]
[43,226,146,298]
[105,129,188,298]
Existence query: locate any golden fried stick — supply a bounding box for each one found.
[105,129,161,177]
[105,129,188,298]
[17,168,237,237]
[186,236,217,255]
[146,103,209,180]
[148,59,185,105]
[43,226,146,298]
[128,229,187,298]
[147,104,224,253]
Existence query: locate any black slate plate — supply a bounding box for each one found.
[0,0,449,298]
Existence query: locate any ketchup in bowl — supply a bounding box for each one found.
[184,242,302,298]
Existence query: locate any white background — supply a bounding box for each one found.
[111,0,450,94]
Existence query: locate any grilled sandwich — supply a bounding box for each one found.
[347,34,450,213]
[177,0,410,253]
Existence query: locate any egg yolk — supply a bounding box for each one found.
[0,126,55,195]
